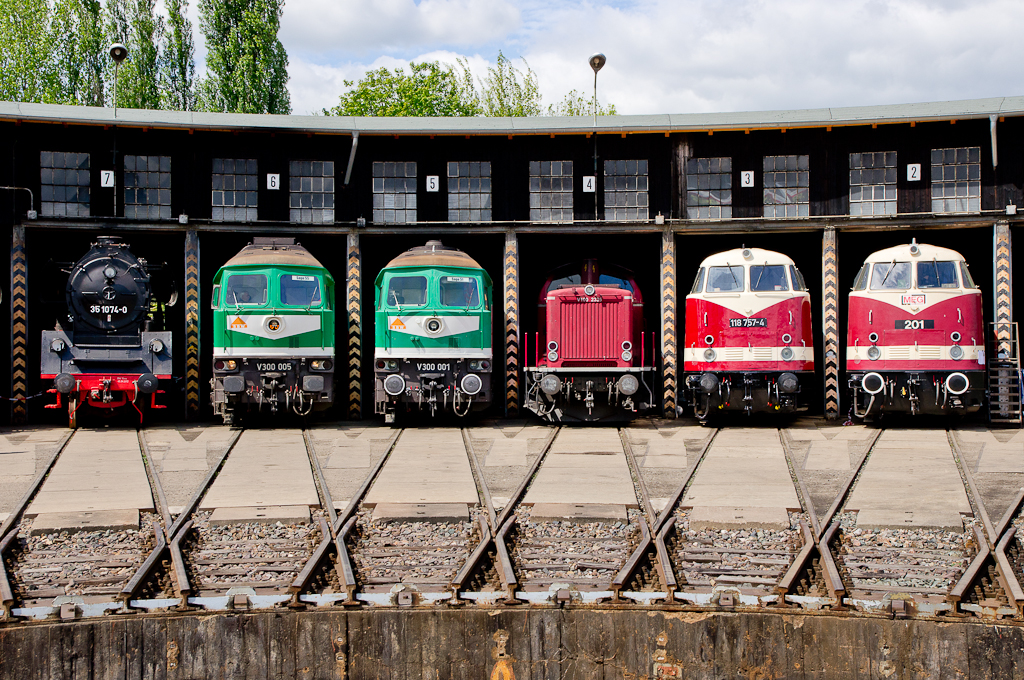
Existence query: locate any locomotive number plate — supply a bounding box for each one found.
[416,363,450,371]
[256,362,292,371]
[895,319,934,329]
[729,318,767,328]
[574,296,602,303]
[90,305,129,314]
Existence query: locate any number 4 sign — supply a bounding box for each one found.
[582,176,596,192]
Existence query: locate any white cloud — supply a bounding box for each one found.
[282,0,1024,116]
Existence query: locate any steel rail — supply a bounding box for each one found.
[619,428,656,530]
[494,426,560,530]
[288,517,334,598]
[776,520,816,599]
[0,430,75,541]
[949,525,992,610]
[994,527,1024,615]
[995,488,1024,541]
[817,428,883,537]
[168,519,193,602]
[948,430,996,545]
[0,530,17,619]
[303,429,339,529]
[118,518,167,603]
[333,429,402,535]
[166,429,243,539]
[654,517,679,596]
[610,518,651,598]
[137,429,172,532]
[652,428,720,533]
[779,429,821,538]
[450,516,492,592]
[461,428,497,532]
[817,521,847,605]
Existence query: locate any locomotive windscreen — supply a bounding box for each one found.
[66,237,152,339]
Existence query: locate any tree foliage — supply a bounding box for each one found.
[106,0,163,109]
[480,51,541,117]
[197,0,290,114]
[324,60,479,117]
[159,0,195,110]
[546,89,617,117]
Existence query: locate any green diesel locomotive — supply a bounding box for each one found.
[211,237,335,425]
[374,241,493,422]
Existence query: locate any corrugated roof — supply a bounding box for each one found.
[0,96,1021,135]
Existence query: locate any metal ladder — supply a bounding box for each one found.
[987,322,1022,426]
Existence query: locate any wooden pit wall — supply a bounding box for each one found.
[2,608,1024,679]
[0,116,1021,423]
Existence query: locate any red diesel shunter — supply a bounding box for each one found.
[683,247,814,419]
[523,259,654,422]
[847,239,985,418]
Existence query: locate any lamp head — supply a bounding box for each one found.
[589,53,606,73]
[109,43,128,63]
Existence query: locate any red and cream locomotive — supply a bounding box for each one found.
[847,239,985,418]
[523,260,654,422]
[683,247,814,419]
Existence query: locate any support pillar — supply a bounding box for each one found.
[994,221,1013,355]
[992,221,1017,422]
[11,225,26,424]
[347,232,362,420]
[184,229,200,419]
[503,231,519,417]
[660,229,677,417]
[822,227,840,419]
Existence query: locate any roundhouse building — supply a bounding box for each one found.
[0,97,1019,424]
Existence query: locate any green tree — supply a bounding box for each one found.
[159,0,195,110]
[479,51,541,117]
[323,60,480,117]
[0,0,61,103]
[198,0,290,114]
[106,0,164,109]
[547,89,617,117]
[50,0,105,106]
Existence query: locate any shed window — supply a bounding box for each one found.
[530,161,573,222]
[870,262,911,290]
[706,266,744,293]
[604,159,649,221]
[373,162,417,224]
[917,261,959,289]
[280,274,321,306]
[750,265,789,291]
[225,274,267,305]
[40,151,90,217]
[289,160,334,224]
[849,151,896,216]
[763,155,809,218]
[213,158,257,222]
[387,276,427,306]
[686,157,732,219]
[447,162,491,222]
[124,155,171,220]
[931,147,981,213]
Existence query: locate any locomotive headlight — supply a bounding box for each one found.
[699,372,718,393]
[867,346,881,361]
[424,317,444,334]
[868,332,879,343]
[214,359,238,372]
[469,360,491,371]
[621,350,632,361]
[149,339,164,354]
[703,348,717,362]
[951,331,962,342]
[103,265,117,279]
[781,334,792,344]
[383,374,406,396]
[621,340,632,351]
[945,372,969,395]
[862,372,885,395]
[584,284,596,296]
[547,350,558,362]
[617,374,639,395]
[460,374,483,395]
[547,341,558,351]
[310,359,333,371]
[50,338,66,352]
[949,345,964,360]
[540,374,561,395]
[780,347,795,361]
[704,335,714,346]
[778,372,799,394]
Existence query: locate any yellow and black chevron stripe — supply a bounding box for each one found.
[184,230,200,418]
[995,221,1012,356]
[347,233,362,420]
[11,225,27,424]
[822,227,840,419]
[504,232,519,416]
[661,230,676,418]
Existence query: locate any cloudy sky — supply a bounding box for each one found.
[202,0,1024,116]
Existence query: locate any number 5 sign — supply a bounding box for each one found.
[426,175,439,192]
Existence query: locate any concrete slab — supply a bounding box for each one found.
[846,430,971,530]
[529,503,627,523]
[0,512,8,523]
[26,430,153,515]
[200,430,319,509]
[804,441,851,470]
[209,505,311,526]
[785,430,829,441]
[364,428,478,505]
[688,506,791,530]
[524,429,637,506]
[372,503,469,522]
[976,443,1024,473]
[0,449,34,476]
[30,509,139,534]
[474,438,532,466]
[158,459,209,472]
[682,428,800,517]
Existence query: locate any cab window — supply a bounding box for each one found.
[440,276,479,307]
[706,266,744,293]
[917,261,959,289]
[959,261,977,288]
[790,265,809,291]
[852,264,869,291]
[225,274,267,305]
[547,274,581,293]
[387,276,427,306]
[598,273,634,293]
[750,265,789,291]
[280,274,321,306]
[690,268,705,294]
[870,261,911,290]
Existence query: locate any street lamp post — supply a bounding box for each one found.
[589,53,606,220]
[109,43,127,117]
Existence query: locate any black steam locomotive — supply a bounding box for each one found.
[41,237,173,427]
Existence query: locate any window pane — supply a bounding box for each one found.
[870,262,911,290]
[440,276,479,307]
[225,274,268,305]
[706,266,744,292]
[280,274,322,306]
[916,261,959,288]
[690,268,705,294]
[750,265,789,291]
[387,276,428,306]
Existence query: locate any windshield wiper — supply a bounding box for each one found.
[725,262,740,289]
[754,261,767,290]
[879,259,897,288]
[390,289,402,313]
[306,282,320,312]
